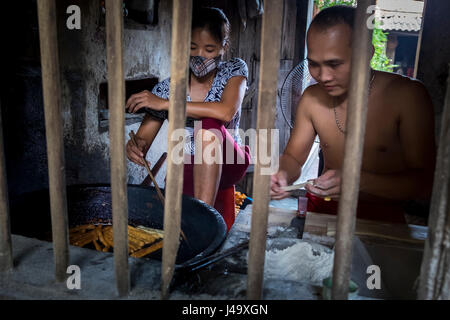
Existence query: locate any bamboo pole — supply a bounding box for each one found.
[247,0,284,300]
[418,64,450,300]
[0,99,13,272]
[331,0,374,300]
[161,0,192,300]
[105,0,129,296]
[36,0,69,282]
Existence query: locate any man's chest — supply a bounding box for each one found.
[312,100,403,169]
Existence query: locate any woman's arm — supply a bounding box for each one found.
[185,76,247,122]
[126,76,247,123]
[126,114,163,166]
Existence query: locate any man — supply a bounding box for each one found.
[270,6,436,223]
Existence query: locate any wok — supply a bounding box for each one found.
[9,184,227,265]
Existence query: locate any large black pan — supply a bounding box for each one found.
[9,184,227,265]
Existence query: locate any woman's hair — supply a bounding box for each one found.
[192,7,231,47]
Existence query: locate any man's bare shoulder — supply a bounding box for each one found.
[301,83,330,109]
[377,71,430,100]
[376,71,432,113]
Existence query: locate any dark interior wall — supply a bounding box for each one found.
[416,0,450,141]
[0,0,174,198]
[0,0,48,197]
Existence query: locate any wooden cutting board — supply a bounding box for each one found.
[304,212,427,244]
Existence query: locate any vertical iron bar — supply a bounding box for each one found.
[161,0,192,300]
[0,99,13,272]
[331,0,374,300]
[247,0,284,300]
[105,0,129,296]
[36,0,69,282]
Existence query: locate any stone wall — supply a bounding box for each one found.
[1,0,173,198]
[56,0,172,187]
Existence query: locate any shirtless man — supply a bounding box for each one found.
[270,6,436,223]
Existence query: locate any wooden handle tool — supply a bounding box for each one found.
[129,131,192,248]
[129,131,165,204]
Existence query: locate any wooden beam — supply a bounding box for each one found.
[36,0,69,282]
[161,0,192,300]
[247,0,284,300]
[418,63,450,300]
[0,99,12,272]
[331,0,375,300]
[105,0,129,296]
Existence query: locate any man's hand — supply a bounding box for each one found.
[126,90,167,113]
[126,136,150,167]
[305,169,341,200]
[270,170,290,200]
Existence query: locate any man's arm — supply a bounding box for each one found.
[359,79,436,200]
[271,88,317,199]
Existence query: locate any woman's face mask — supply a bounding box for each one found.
[189,55,221,78]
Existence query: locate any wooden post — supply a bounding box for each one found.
[36,0,69,282]
[331,0,374,300]
[418,64,450,300]
[247,0,284,300]
[0,99,13,272]
[161,0,192,300]
[105,0,129,296]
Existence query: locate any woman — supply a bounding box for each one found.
[126,7,250,230]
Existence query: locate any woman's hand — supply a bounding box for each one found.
[126,136,150,167]
[305,169,341,200]
[125,90,168,113]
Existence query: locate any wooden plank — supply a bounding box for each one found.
[418,63,450,300]
[281,0,297,60]
[304,211,337,236]
[247,0,284,300]
[331,0,375,300]
[36,0,69,282]
[305,212,427,243]
[0,98,13,272]
[161,0,192,300]
[105,0,129,296]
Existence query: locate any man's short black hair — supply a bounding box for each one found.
[310,5,356,31]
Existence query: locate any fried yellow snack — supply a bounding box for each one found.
[69,224,165,257]
[93,239,102,251]
[130,240,164,258]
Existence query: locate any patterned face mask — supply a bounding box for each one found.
[189,55,221,78]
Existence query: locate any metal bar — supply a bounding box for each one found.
[105,0,129,296]
[247,0,284,300]
[0,99,13,272]
[418,63,450,300]
[331,0,374,300]
[36,0,69,282]
[161,0,192,300]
